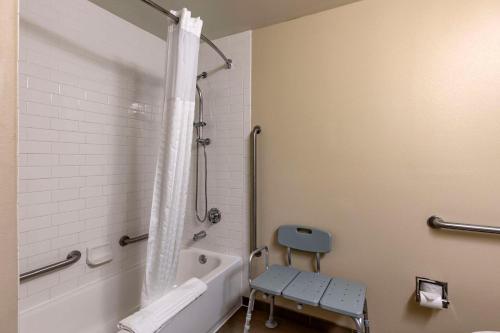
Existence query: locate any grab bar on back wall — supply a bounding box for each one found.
[19,250,81,282]
[119,233,149,246]
[251,126,262,254]
[428,216,500,235]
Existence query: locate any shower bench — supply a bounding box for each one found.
[244,225,369,333]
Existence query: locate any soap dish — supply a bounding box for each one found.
[86,243,113,267]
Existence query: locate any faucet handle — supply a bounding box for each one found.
[193,230,207,241]
[193,121,207,128]
[196,138,211,146]
[208,208,221,224]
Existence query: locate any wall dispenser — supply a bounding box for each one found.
[415,277,449,309]
[86,243,113,267]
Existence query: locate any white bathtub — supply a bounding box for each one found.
[20,248,243,333]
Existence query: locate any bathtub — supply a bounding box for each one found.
[20,248,243,333]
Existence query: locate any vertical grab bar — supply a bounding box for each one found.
[251,126,262,254]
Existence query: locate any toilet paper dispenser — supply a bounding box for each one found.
[415,277,449,309]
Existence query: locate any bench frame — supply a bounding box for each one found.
[243,227,370,333]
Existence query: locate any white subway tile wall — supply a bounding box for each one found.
[18,0,163,310]
[182,31,252,271]
[18,0,251,311]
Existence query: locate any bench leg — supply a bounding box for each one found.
[353,317,365,333]
[265,296,278,329]
[363,298,370,333]
[352,299,369,333]
[243,289,257,333]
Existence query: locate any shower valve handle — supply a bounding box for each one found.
[193,121,207,128]
[193,231,207,241]
[196,138,211,146]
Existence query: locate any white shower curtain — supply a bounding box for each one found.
[141,9,202,307]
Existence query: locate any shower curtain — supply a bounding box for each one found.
[141,8,202,307]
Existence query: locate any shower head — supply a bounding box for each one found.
[197,72,208,81]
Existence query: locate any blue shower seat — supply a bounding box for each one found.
[250,265,300,296]
[244,225,369,333]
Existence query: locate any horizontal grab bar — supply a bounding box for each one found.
[428,216,500,235]
[119,233,149,246]
[20,250,81,282]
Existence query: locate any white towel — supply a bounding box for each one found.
[118,278,207,333]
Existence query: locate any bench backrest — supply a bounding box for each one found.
[277,225,332,253]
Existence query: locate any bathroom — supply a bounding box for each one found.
[1,0,500,332]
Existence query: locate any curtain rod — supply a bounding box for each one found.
[139,0,232,69]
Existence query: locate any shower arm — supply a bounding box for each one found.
[138,0,232,69]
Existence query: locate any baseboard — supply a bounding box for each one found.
[211,303,242,333]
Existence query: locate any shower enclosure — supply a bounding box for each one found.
[17,0,251,330]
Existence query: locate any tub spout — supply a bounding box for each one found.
[193,231,207,241]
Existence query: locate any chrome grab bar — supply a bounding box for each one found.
[428,216,500,235]
[119,233,149,246]
[20,250,81,282]
[251,126,262,254]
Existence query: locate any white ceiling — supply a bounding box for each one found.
[89,0,360,40]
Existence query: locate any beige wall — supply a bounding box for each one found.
[252,0,500,332]
[0,0,18,331]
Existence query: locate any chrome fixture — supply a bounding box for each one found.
[193,230,207,241]
[198,254,208,264]
[416,277,450,309]
[20,250,81,282]
[119,233,149,246]
[138,1,232,69]
[197,72,208,80]
[193,121,206,128]
[208,208,222,224]
[251,126,262,254]
[194,82,209,222]
[194,73,219,224]
[196,138,211,146]
[428,216,500,235]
